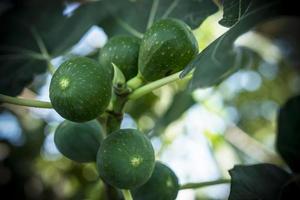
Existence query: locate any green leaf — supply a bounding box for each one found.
[153,90,195,135]
[44,2,110,56]
[0,0,110,96]
[276,95,300,173]
[229,164,291,200]
[99,0,218,37]
[181,0,295,89]
[219,0,252,27]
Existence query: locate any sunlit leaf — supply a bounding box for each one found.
[181,0,297,90]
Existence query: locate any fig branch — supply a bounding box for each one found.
[0,94,52,108]
[105,64,130,134]
[105,91,128,134]
[180,179,231,190]
[128,70,193,100]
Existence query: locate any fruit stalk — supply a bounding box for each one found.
[122,190,133,200]
[127,75,145,90]
[180,179,231,190]
[128,70,192,100]
[0,94,52,108]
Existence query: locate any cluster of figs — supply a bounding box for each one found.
[49,18,198,200]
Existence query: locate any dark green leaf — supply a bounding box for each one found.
[219,0,252,27]
[229,164,291,200]
[155,0,218,29]
[44,2,109,56]
[0,59,45,96]
[238,46,262,69]
[152,90,195,136]
[100,0,218,37]
[277,95,300,173]
[0,1,65,94]
[0,0,108,96]
[181,0,297,89]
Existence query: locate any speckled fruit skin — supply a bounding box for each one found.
[54,120,104,163]
[97,129,155,189]
[139,18,199,81]
[132,161,179,200]
[99,35,140,80]
[49,57,112,122]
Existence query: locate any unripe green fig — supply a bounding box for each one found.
[97,129,155,189]
[54,120,104,163]
[132,161,179,200]
[49,57,112,122]
[139,18,198,81]
[99,35,140,80]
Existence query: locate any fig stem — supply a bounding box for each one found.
[121,190,133,200]
[180,179,231,190]
[127,74,145,90]
[129,70,193,100]
[0,94,52,109]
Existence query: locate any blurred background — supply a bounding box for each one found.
[1,1,300,200]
